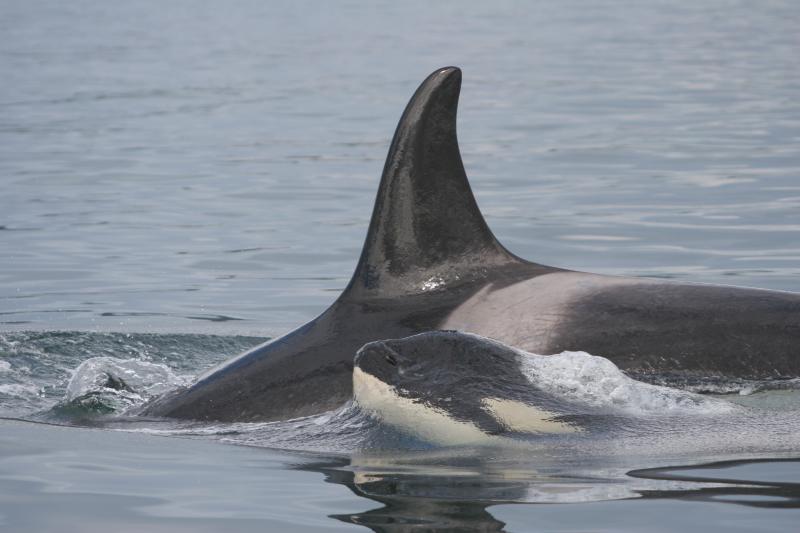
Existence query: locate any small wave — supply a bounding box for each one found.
[640,375,800,396]
[519,349,735,415]
[61,357,189,414]
[105,401,386,454]
[0,383,40,398]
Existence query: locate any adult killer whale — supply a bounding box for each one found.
[144,66,800,422]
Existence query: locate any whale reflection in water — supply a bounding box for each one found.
[298,454,800,533]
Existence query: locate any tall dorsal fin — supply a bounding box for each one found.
[344,67,523,299]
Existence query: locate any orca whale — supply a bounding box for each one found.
[353,331,583,445]
[144,66,800,422]
[353,331,730,445]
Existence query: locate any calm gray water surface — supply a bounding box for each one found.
[1,1,799,531]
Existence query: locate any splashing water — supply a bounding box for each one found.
[0,331,265,417]
[519,349,735,415]
[62,357,188,414]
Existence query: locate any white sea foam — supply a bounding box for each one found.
[66,357,188,405]
[518,349,734,415]
[0,383,39,398]
[0,360,11,373]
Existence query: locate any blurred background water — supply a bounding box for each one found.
[1,1,799,531]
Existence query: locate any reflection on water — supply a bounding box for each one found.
[632,459,800,509]
[301,456,800,532]
[306,454,576,532]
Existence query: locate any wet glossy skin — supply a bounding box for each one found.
[354,331,532,403]
[144,67,800,422]
[353,331,583,437]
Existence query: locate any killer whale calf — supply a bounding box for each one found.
[353,331,583,445]
[352,331,729,445]
[144,66,800,422]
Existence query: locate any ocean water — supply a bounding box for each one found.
[1,0,799,531]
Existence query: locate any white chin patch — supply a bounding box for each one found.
[353,367,494,446]
[352,368,579,445]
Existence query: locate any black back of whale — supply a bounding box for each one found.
[144,67,800,422]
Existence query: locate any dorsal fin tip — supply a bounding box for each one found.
[345,67,520,298]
